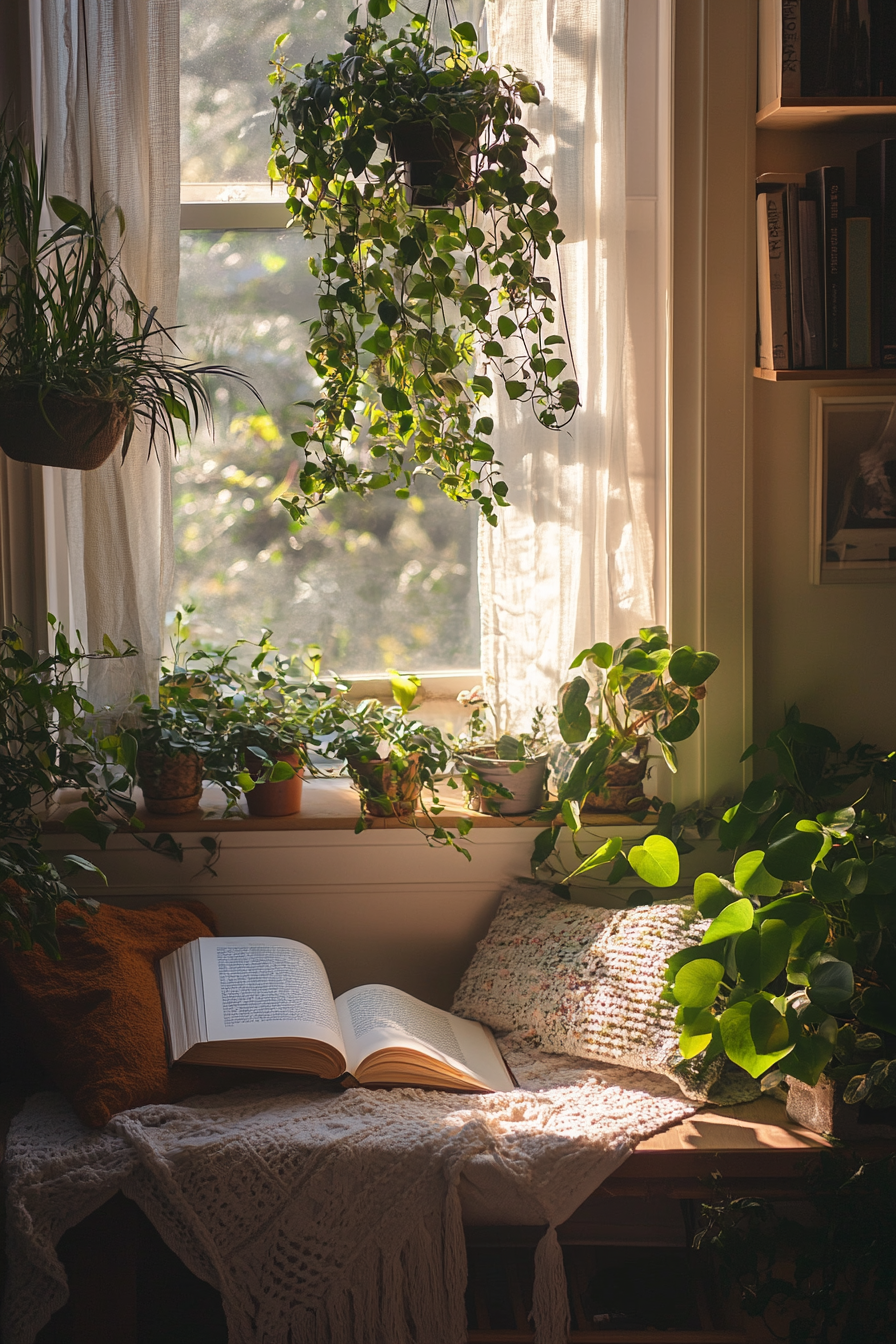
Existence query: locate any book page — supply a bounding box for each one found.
[335,984,513,1091]
[198,937,345,1053]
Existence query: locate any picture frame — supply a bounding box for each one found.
[809,389,896,584]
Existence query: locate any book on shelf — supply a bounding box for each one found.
[759,0,896,102]
[806,166,847,369]
[844,206,874,369]
[757,183,791,370]
[158,935,515,1092]
[856,138,896,367]
[799,190,825,368]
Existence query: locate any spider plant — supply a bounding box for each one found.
[0,123,255,467]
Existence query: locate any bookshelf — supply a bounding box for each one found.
[757,96,896,131]
[754,367,896,381]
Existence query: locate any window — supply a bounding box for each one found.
[175,0,484,673]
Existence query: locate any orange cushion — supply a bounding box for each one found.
[0,899,239,1127]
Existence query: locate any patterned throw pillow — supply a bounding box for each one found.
[452,880,756,1103]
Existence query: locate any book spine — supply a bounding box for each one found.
[806,166,846,368]
[857,140,896,367]
[758,0,782,108]
[782,0,801,96]
[800,0,834,96]
[845,211,873,368]
[785,182,804,367]
[799,196,825,368]
[757,188,790,369]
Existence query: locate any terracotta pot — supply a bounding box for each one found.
[587,740,651,812]
[244,751,304,818]
[136,750,204,815]
[388,121,474,208]
[785,1075,896,1139]
[458,750,549,816]
[348,753,422,818]
[0,389,129,470]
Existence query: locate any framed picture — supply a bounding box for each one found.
[810,390,896,584]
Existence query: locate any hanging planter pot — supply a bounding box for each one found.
[0,389,129,471]
[458,749,549,815]
[136,749,204,815]
[347,753,422,818]
[243,750,304,818]
[388,121,474,208]
[587,739,651,813]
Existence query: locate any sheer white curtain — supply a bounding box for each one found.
[479,0,655,733]
[29,0,179,707]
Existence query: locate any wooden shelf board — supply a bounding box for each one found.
[757,96,896,129]
[755,367,896,382]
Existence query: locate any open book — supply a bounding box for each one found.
[158,936,514,1093]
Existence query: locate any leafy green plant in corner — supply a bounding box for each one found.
[662,708,896,1111]
[0,618,140,956]
[269,2,579,528]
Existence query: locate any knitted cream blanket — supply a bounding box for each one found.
[4,1041,698,1344]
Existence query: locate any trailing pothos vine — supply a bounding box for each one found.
[269,3,579,526]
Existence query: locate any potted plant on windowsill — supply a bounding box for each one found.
[450,687,550,815]
[526,627,719,878]
[0,125,253,470]
[204,633,337,818]
[269,3,579,529]
[318,672,471,854]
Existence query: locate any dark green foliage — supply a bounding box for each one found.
[697,1154,896,1343]
[0,620,138,956]
[663,708,896,1105]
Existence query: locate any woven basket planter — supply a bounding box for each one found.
[0,389,128,470]
[785,1075,896,1139]
[348,753,422,818]
[136,750,204,815]
[587,740,651,812]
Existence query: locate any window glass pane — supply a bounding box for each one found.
[173,230,481,671]
[181,0,485,185]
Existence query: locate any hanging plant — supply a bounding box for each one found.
[269,1,579,526]
[0,124,254,470]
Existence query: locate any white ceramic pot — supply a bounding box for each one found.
[457,750,549,815]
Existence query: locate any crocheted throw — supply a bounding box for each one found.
[452,881,759,1105]
[4,1042,698,1344]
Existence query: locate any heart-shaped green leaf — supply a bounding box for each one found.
[807,958,854,1010]
[679,1008,717,1059]
[735,919,792,989]
[811,866,852,904]
[693,872,740,919]
[734,851,783,898]
[749,996,792,1055]
[557,677,592,745]
[667,647,720,687]
[782,1031,833,1086]
[702,897,755,944]
[764,830,826,881]
[570,642,613,670]
[719,998,794,1077]
[673,958,725,1009]
[628,834,680,888]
